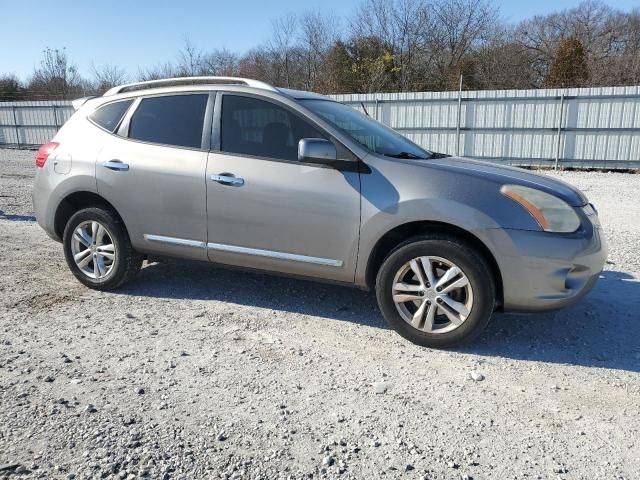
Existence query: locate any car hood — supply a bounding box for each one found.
[424,156,588,207]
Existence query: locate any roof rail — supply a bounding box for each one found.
[103,76,277,96]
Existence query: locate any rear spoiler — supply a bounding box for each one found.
[71,96,96,110]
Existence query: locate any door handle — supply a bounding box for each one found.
[210,173,244,187]
[102,160,129,171]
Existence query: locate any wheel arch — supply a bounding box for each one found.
[54,191,126,240]
[364,220,504,309]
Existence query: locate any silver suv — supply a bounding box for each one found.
[33,76,607,347]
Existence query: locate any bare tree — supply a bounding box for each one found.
[137,62,178,82]
[268,14,301,87]
[423,0,498,89]
[351,0,426,91]
[201,49,240,76]
[514,1,632,87]
[298,11,340,91]
[28,48,84,99]
[177,37,204,76]
[5,0,640,98]
[91,63,128,93]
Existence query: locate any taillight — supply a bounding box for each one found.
[35,142,59,168]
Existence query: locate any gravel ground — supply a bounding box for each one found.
[0,148,639,480]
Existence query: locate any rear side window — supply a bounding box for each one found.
[129,94,208,149]
[221,95,325,161]
[89,100,133,133]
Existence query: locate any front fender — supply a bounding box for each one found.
[354,154,541,286]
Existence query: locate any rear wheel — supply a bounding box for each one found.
[62,207,142,290]
[376,235,495,348]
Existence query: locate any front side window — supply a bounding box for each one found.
[300,99,432,159]
[89,99,133,133]
[220,95,325,161]
[129,94,208,148]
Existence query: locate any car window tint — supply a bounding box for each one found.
[129,94,208,148]
[220,95,325,161]
[89,100,133,133]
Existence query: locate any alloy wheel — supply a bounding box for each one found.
[391,255,474,334]
[70,220,117,279]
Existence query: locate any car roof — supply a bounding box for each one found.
[96,76,332,103]
[276,87,329,101]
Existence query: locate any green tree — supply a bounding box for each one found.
[0,75,24,101]
[325,37,397,93]
[545,36,590,87]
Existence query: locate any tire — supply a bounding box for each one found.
[62,206,143,290]
[376,234,495,348]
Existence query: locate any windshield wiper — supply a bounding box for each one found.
[383,151,428,159]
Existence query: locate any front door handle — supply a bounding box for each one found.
[102,160,129,171]
[210,173,244,187]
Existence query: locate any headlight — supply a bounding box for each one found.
[500,184,581,233]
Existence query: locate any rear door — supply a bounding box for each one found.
[96,93,212,260]
[205,93,361,283]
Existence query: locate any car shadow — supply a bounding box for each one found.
[0,210,36,222]
[119,261,639,373]
[122,259,386,329]
[464,270,640,373]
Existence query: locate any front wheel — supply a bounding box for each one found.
[62,207,143,290]
[376,235,495,348]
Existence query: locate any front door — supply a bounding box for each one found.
[205,93,361,282]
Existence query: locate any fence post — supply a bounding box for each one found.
[554,92,565,170]
[11,105,20,149]
[455,74,463,156]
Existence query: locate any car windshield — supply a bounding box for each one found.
[299,99,432,159]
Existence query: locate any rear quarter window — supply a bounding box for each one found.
[89,100,134,133]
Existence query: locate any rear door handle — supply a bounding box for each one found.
[210,173,244,187]
[102,160,129,171]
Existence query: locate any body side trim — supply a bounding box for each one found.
[143,234,206,249]
[207,242,344,267]
[142,234,344,267]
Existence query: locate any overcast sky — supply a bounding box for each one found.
[1,0,638,81]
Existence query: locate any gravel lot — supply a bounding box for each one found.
[1,148,639,480]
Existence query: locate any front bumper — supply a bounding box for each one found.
[483,212,607,312]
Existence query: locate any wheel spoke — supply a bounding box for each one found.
[74,229,91,247]
[440,275,469,294]
[93,255,100,277]
[420,256,436,287]
[439,295,470,322]
[393,293,423,303]
[393,282,422,292]
[411,300,428,328]
[409,259,427,287]
[95,256,107,277]
[74,249,91,262]
[423,302,437,332]
[95,224,107,246]
[91,222,99,245]
[97,244,115,260]
[77,253,93,269]
[436,266,461,289]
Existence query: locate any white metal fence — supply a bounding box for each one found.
[2,86,639,169]
[334,85,640,169]
[0,101,75,148]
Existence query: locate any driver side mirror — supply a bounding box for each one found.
[298,138,337,165]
